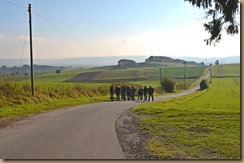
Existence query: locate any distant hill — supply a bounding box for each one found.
[176,56,240,65]
[116,56,204,69]
[0,55,240,68]
[0,64,67,75]
[0,56,148,68]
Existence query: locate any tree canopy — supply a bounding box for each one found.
[185,0,240,46]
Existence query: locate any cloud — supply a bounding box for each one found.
[0,25,240,60]
[0,34,104,59]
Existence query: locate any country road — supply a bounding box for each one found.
[0,71,210,159]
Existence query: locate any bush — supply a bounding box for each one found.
[200,79,209,90]
[160,76,176,93]
[55,70,61,74]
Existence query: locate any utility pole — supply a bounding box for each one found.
[159,67,163,93]
[159,67,162,83]
[28,4,34,96]
[183,61,186,89]
[209,64,212,83]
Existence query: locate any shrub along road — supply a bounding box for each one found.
[0,71,210,159]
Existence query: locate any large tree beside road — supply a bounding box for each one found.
[185,0,240,46]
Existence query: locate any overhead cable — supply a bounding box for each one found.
[32,10,113,57]
[1,0,26,8]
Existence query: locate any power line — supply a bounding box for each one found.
[32,10,113,57]
[1,0,26,8]
[18,26,29,68]
[1,0,114,57]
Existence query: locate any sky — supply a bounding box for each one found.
[0,0,240,60]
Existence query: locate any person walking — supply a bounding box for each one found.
[143,86,148,101]
[148,85,154,102]
[121,85,124,100]
[126,86,131,101]
[137,86,143,100]
[115,86,121,101]
[122,85,127,100]
[109,84,114,101]
[131,86,136,101]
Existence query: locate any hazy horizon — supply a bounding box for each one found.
[0,55,240,67]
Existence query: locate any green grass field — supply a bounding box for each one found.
[132,64,240,159]
[0,64,210,120]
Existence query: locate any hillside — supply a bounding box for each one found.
[116,56,204,69]
[0,55,239,68]
[0,64,68,75]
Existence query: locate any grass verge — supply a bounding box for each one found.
[132,77,240,159]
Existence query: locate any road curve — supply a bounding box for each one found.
[0,71,210,159]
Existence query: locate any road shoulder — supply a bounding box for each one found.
[115,109,159,159]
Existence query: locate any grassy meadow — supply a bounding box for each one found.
[132,64,240,159]
[0,64,206,119]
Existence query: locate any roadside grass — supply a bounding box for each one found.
[132,77,240,159]
[0,79,110,118]
[0,97,107,118]
[0,65,208,119]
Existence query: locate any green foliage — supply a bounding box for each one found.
[185,0,239,46]
[160,76,176,93]
[215,60,219,65]
[199,79,209,90]
[55,69,61,74]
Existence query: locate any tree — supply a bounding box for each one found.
[160,76,176,93]
[118,59,137,68]
[215,60,220,65]
[200,79,209,90]
[185,0,240,46]
[55,69,61,74]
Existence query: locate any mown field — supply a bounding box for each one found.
[132,64,240,159]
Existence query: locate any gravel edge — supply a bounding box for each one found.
[115,109,159,159]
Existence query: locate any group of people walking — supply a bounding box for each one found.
[109,84,154,102]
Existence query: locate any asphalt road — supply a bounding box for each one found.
[0,71,210,159]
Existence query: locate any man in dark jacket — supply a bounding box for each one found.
[143,86,148,101]
[148,85,154,102]
[115,86,121,101]
[131,86,136,101]
[122,85,127,100]
[137,86,143,100]
[110,84,114,101]
[126,86,131,101]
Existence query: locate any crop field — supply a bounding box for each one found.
[64,66,206,91]
[23,68,86,83]
[94,68,156,80]
[155,65,206,79]
[213,64,240,77]
[66,66,205,82]
[132,64,240,159]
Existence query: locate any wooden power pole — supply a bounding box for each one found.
[28,4,34,96]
